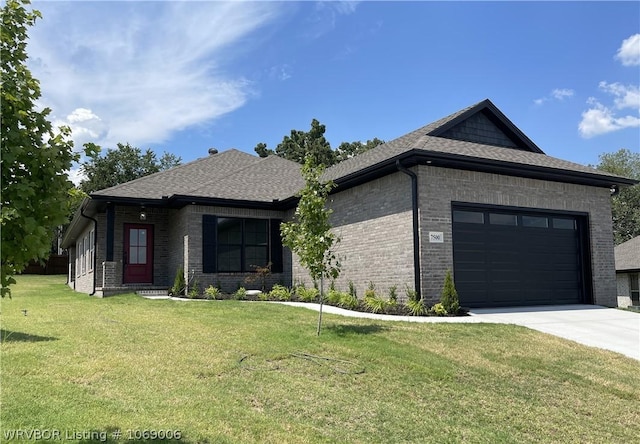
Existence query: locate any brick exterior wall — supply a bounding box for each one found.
[290,172,415,300]
[418,165,617,306]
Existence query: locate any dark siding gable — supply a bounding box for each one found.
[439,111,520,149]
[202,215,217,273]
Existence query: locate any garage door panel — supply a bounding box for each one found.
[452,206,585,308]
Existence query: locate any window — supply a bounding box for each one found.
[453,210,484,224]
[489,213,518,226]
[553,218,576,230]
[522,215,548,228]
[631,274,639,303]
[76,240,82,277]
[84,235,90,274]
[88,230,95,272]
[202,216,282,273]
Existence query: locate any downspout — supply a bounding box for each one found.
[396,160,421,300]
[80,203,98,296]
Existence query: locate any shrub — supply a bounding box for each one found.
[188,280,201,299]
[233,287,247,300]
[204,285,221,300]
[405,285,418,303]
[257,291,269,301]
[270,284,292,301]
[297,286,319,302]
[388,285,398,307]
[327,288,342,306]
[430,302,447,316]
[407,298,426,316]
[441,270,460,315]
[348,281,357,298]
[339,292,359,310]
[170,266,185,296]
[364,294,387,313]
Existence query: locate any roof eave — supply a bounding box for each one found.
[330,149,637,193]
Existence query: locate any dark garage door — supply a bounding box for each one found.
[452,205,590,308]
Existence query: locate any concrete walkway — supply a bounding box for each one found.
[278,302,640,360]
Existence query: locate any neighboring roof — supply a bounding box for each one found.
[615,236,640,272]
[324,99,636,189]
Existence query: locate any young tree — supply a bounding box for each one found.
[79,143,181,194]
[594,148,640,244]
[281,156,340,335]
[1,0,84,296]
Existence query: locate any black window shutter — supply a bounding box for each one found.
[202,215,217,273]
[270,219,283,273]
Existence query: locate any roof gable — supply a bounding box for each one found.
[427,99,544,153]
[615,236,640,272]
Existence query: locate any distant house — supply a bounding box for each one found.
[615,236,640,308]
[62,99,637,308]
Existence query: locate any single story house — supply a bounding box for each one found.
[62,99,637,308]
[614,236,640,308]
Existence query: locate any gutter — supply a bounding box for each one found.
[80,202,98,296]
[396,159,422,300]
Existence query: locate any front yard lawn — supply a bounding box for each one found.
[1,275,639,443]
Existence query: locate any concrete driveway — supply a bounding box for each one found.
[469,305,640,361]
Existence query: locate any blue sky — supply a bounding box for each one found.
[26,1,639,183]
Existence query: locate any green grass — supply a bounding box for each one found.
[1,275,639,443]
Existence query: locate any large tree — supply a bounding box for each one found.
[335,137,385,162]
[1,0,84,296]
[594,148,640,245]
[281,156,341,335]
[79,143,181,194]
[255,119,383,167]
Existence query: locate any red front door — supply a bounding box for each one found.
[124,224,153,284]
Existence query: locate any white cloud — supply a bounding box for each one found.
[615,33,640,66]
[27,1,283,149]
[579,94,640,138]
[551,89,575,100]
[598,81,640,110]
[533,88,574,106]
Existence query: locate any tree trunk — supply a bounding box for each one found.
[317,275,324,336]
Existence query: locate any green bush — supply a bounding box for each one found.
[430,302,447,316]
[364,284,387,313]
[188,280,201,299]
[327,288,342,306]
[233,287,247,300]
[297,286,319,302]
[405,285,419,303]
[204,285,221,300]
[388,285,398,307]
[170,266,185,296]
[257,291,269,301]
[364,295,386,313]
[348,281,357,298]
[407,298,426,316]
[441,270,460,315]
[269,284,292,301]
[339,292,359,310]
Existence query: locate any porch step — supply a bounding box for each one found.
[136,289,170,298]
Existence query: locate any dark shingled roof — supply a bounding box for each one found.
[324,99,631,185]
[615,236,640,272]
[90,99,635,204]
[91,149,303,203]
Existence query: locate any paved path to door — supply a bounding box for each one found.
[276,302,640,360]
